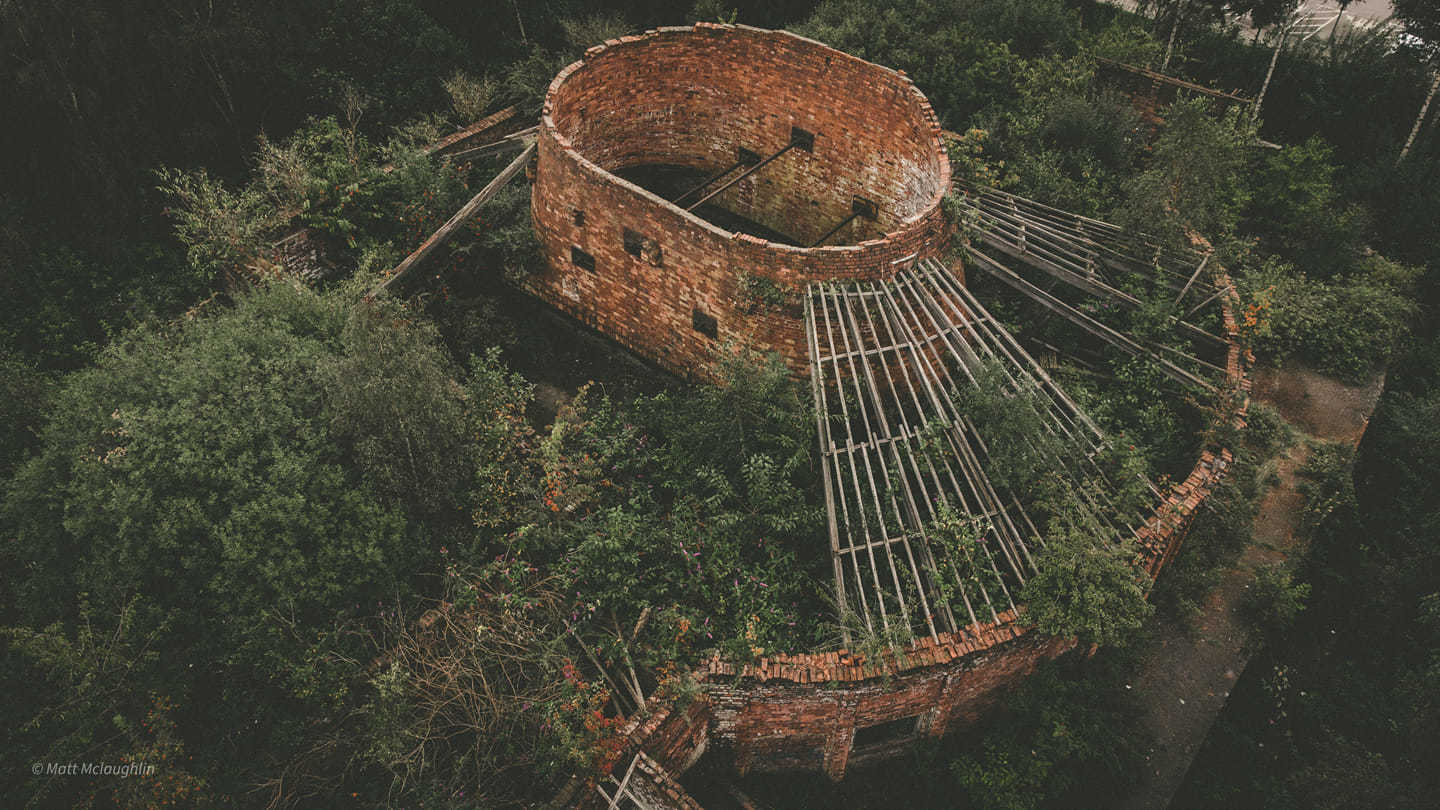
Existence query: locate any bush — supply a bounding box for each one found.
[1244,563,1311,641]
[791,0,1033,127]
[1114,98,1252,246]
[1149,401,1295,625]
[948,649,1147,810]
[523,347,827,666]
[443,70,497,124]
[157,166,282,279]
[360,560,599,807]
[0,349,51,479]
[1238,253,1418,383]
[0,279,526,801]
[1020,522,1153,647]
[1242,137,1370,278]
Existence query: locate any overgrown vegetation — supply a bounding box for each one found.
[4,0,1440,806]
[1178,339,1440,807]
[1149,400,1294,626]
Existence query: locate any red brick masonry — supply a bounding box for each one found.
[549,26,1251,806]
[529,23,951,378]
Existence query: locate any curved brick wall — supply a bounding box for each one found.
[531,28,1252,803]
[530,24,951,377]
[574,280,1251,804]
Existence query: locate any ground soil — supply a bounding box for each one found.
[1118,364,1384,810]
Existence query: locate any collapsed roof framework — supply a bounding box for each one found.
[807,188,1232,643]
[376,114,1237,654]
[956,180,1229,390]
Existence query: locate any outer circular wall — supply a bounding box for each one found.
[529,23,951,377]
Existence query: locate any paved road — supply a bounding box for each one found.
[1320,0,1393,23]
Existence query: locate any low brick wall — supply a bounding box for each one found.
[704,626,1075,779]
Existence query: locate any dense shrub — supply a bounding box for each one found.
[1238,253,1418,382]
[1020,524,1153,647]
[524,348,828,665]
[1241,137,1370,278]
[0,280,532,804]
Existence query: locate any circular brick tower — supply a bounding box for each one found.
[530,23,952,377]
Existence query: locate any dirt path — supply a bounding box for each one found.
[1118,365,1384,810]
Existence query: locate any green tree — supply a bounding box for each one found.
[1242,136,1369,277]
[0,279,522,803]
[1020,523,1153,647]
[1395,0,1440,161]
[1116,97,1251,245]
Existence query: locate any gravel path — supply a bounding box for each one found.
[1117,364,1384,810]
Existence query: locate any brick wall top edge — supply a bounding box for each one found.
[551,23,946,144]
[553,132,739,243]
[543,24,951,231]
[695,611,1032,686]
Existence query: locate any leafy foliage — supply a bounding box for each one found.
[360,560,601,808]
[1149,401,1293,625]
[1243,562,1311,641]
[528,348,827,664]
[1114,98,1252,245]
[0,280,529,803]
[1237,253,1418,382]
[1241,137,1369,278]
[948,651,1146,810]
[1020,524,1153,647]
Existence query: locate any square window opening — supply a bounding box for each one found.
[623,228,645,258]
[571,245,596,273]
[852,716,919,749]
[692,308,718,340]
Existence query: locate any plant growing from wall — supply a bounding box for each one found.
[946,128,1009,188]
[735,271,797,314]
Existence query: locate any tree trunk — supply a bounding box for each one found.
[1162,0,1187,72]
[1399,70,1440,164]
[510,0,527,44]
[1251,27,1285,129]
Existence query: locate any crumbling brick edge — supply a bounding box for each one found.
[569,280,1248,807]
[529,23,953,379]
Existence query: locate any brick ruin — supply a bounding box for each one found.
[516,24,1251,809]
[528,23,951,378]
